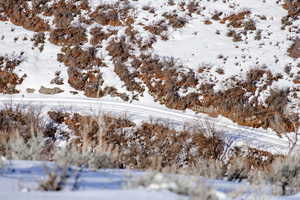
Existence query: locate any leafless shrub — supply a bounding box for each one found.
[189,158,226,179]
[264,156,300,196]
[54,145,118,170]
[38,164,69,191]
[6,130,50,161]
[226,157,250,182]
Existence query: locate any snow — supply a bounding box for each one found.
[0,160,183,200]
[1,0,300,198]
[0,160,299,200]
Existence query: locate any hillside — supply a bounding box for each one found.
[1,0,300,199]
[0,0,299,133]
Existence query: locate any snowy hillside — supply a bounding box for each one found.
[0,0,299,133]
[1,0,300,199]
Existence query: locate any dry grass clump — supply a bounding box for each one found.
[0,157,5,169]
[0,106,59,160]
[7,131,50,161]
[143,20,168,38]
[0,0,49,32]
[259,156,300,196]
[101,121,226,169]
[47,110,283,177]
[0,106,42,139]
[54,145,119,170]
[189,159,226,180]
[126,173,219,200]
[38,165,69,191]
[48,111,226,169]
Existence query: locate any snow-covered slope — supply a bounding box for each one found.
[0,0,299,134]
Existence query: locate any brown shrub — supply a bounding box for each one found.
[49,27,87,46]
[220,10,251,25]
[89,2,133,26]
[282,1,300,17]
[287,38,300,59]
[90,27,116,46]
[0,56,25,94]
[144,20,168,36]
[114,62,144,93]
[0,106,58,146]
[51,0,81,28]
[67,68,103,97]
[106,36,132,62]
[163,13,187,28]
[9,9,49,32]
[57,46,105,69]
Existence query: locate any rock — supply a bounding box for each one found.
[50,77,64,85]
[70,91,78,95]
[39,86,64,95]
[26,88,35,93]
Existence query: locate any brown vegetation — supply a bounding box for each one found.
[89,2,133,26]
[49,27,87,46]
[220,10,251,28]
[0,55,26,94]
[57,46,105,69]
[288,38,300,58]
[46,110,281,172]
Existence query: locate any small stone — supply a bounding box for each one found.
[26,88,35,93]
[39,86,64,95]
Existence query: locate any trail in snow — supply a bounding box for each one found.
[0,96,298,154]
